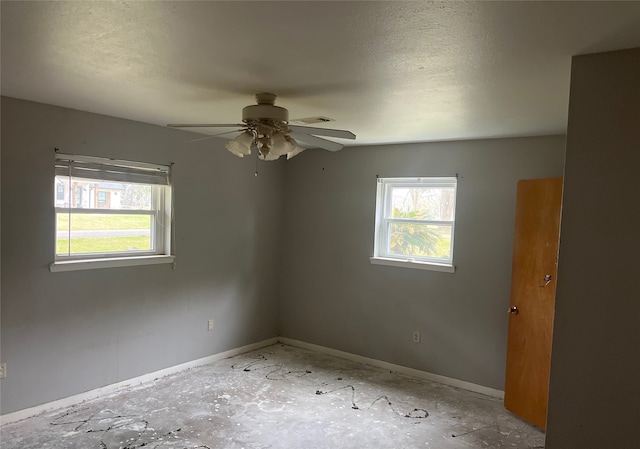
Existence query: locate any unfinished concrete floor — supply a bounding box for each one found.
[1,344,544,448]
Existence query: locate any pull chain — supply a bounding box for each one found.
[255,153,259,177]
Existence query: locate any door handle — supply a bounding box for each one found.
[509,306,519,315]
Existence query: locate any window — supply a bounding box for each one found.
[372,177,457,272]
[52,154,174,271]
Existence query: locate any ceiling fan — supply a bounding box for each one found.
[167,93,356,160]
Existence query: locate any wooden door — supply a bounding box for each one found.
[504,177,563,429]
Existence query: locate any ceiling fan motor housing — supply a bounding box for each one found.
[242,93,289,124]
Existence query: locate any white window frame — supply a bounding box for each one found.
[50,154,174,272]
[371,177,457,273]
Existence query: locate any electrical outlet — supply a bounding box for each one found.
[413,331,421,343]
[208,319,214,331]
[0,363,6,379]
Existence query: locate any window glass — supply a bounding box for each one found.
[56,213,152,256]
[388,223,452,260]
[390,187,455,221]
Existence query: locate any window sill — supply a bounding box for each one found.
[369,257,455,273]
[50,255,175,272]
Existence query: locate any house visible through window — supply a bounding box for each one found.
[56,183,65,201]
[372,177,457,271]
[54,154,172,262]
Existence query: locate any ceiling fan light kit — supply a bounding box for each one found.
[284,135,305,160]
[168,93,356,161]
[226,130,254,157]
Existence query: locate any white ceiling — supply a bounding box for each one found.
[2,1,640,146]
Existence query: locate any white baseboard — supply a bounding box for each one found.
[278,337,505,400]
[0,337,278,426]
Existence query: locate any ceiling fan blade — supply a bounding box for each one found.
[188,129,244,142]
[288,125,356,140]
[292,133,344,152]
[167,123,244,128]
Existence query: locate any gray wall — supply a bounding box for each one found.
[546,49,640,448]
[0,97,284,414]
[1,95,568,415]
[279,136,566,390]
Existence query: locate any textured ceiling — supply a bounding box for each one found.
[2,1,640,146]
